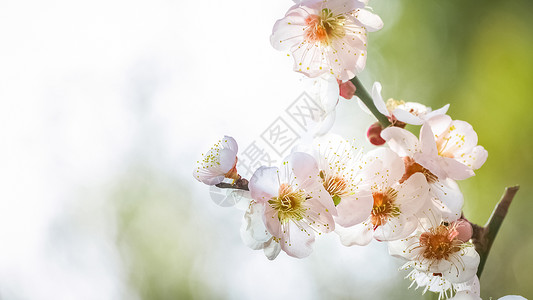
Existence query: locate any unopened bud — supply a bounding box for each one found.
[454,219,473,242]
[338,80,356,100]
[367,122,386,146]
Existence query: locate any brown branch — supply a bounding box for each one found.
[469,185,519,278]
[215,177,249,191]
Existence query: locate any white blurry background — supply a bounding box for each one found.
[0,0,413,299]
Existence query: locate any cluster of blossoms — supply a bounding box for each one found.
[193,0,525,299]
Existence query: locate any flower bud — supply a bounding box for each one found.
[454,219,473,242]
[367,122,386,146]
[338,80,356,100]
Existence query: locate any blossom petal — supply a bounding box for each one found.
[270,13,306,51]
[443,246,480,283]
[394,172,430,216]
[440,157,475,180]
[457,145,488,171]
[249,166,279,203]
[392,108,424,125]
[381,127,419,157]
[335,191,373,227]
[280,221,316,258]
[423,104,450,120]
[371,81,390,117]
[354,8,383,32]
[373,214,418,241]
[430,179,463,221]
[335,222,373,246]
[263,239,282,260]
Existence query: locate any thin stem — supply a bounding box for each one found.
[215,177,249,191]
[350,76,391,127]
[470,185,519,277]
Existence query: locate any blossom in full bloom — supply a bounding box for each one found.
[306,135,374,227]
[193,136,239,185]
[271,0,383,80]
[248,152,336,258]
[389,219,480,299]
[381,126,465,221]
[414,115,488,181]
[358,82,450,126]
[335,148,430,246]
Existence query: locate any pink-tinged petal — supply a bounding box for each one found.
[374,214,418,241]
[426,114,453,137]
[328,33,364,80]
[263,239,281,260]
[439,120,478,156]
[365,148,405,188]
[193,171,225,185]
[371,82,390,117]
[280,221,316,258]
[306,198,335,232]
[423,104,450,120]
[451,292,482,300]
[335,191,373,227]
[414,152,447,180]
[354,8,383,32]
[270,15,307,51]
[291,41,329,78]
[419,122,439,157]
[440,157,475,180]
[381,127,419,157]
[263,205,281,238]
[444,246,480,283]
[430,179,463,221]
[458,145,488,171]
[250,166,279,203]
[392,108,424,125]
[218,148,237,173]
[323,0,364,15]
[394,172,430,215]
[335,222,373,246]
[221,135,238,154]
[288,152,319,184]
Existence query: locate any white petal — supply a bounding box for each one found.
[335,222,373,246]
[324,0,364,15]
[270,13,306,51]
[423,104,450,120]
[354,8,383,32]
[306,197,336,233]
[371,81,390,117]
[440,157,475,180]
[280,221,316,258]
[335,191,373,227]
[427,114,453,137]
[430,179,463,221]
[374,214,418,241]
[263,238,282,260]
[457,145,488,171]
[381,127,419,157]
[498,296,528,300]
[291,41,328,78]
[249,166,279,203]
[392,108,424,125]
[443,246,480,284]
[388,235,420,260]
[395,172,430,216]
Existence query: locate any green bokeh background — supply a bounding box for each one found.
[111,0,533,299]
[366,0,533,298]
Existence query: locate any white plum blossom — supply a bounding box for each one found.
[271,0,383,80]
[304,135,374,228]
[193,136,239,185]
[381,126,465,221]
[414,115,488,181]
[248,152,336,258]
[336,148,430,246]
[358,82,450,126]
[389,220,480,300]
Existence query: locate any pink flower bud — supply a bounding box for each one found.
[338,80,356,100]
[454,219,473,242]
[367,122,386,146]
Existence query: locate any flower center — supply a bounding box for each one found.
[304,8,346,46]
[419,225,462,260]
[268,183,307,224]
[371,188,400,227]
[320,170,348,206]
[400,157,437,184]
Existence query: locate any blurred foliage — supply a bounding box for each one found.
[367,0,533,298]
[112,165,219,300]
